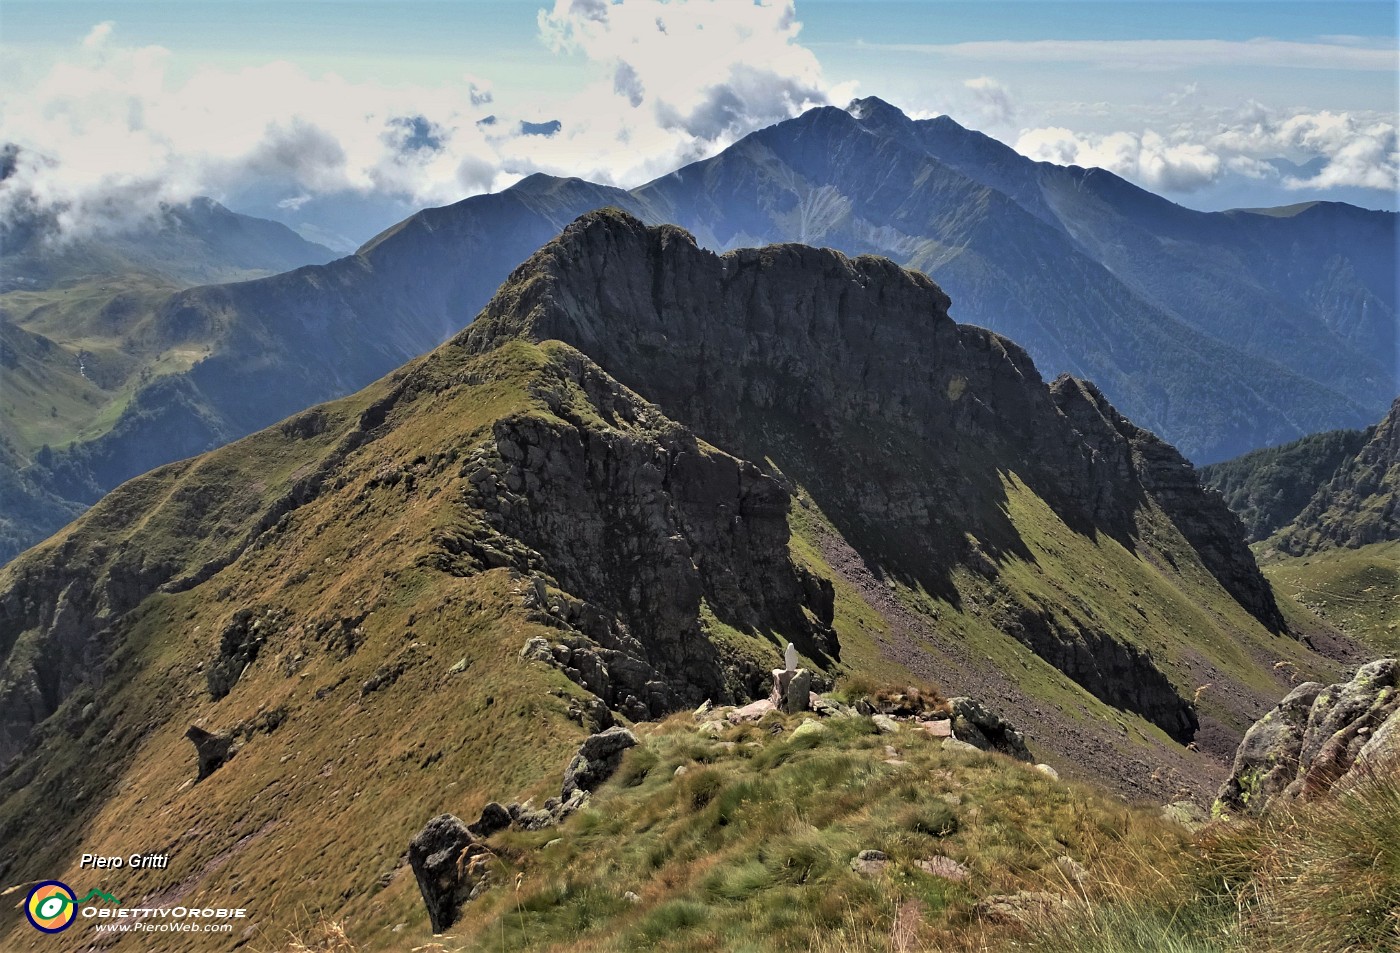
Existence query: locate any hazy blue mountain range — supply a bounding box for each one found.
[0,194,335,291]
[2,99,1394,562]
[0,196,335,560]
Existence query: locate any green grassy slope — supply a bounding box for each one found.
[1263,541,1400,654]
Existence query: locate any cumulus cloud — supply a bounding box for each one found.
[962,76,1015,126]
[1015,105,1397,195]
[2,3,844,239]
[535,0,842,168]
[1016,126,1220,190]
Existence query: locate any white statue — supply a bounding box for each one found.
[785,642,799,672]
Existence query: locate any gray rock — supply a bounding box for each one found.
[561,726,638,799]
[850,849,889,876]
[408,814,486,933]
[872,714,900,734]
[975,891,1072,925]
[915,856,969,881]
[811,695,855,718]
[1161,800,1208,831]
[1215,660,1399,817]
[947,697,1033,761]
[785,669,813,713]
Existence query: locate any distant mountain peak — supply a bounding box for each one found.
[846,96,906,121]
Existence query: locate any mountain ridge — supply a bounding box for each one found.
[4,99,1393,562]
[0,211,1358,950]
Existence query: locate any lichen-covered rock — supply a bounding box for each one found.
[948,697,1032,761]
[1213,681,1322,817]
[1215,659,1400,817]
[1162,800,1208,831]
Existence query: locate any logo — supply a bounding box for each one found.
[25,881,77,933]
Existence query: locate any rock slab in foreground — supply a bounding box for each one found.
[1215,658,1400,817]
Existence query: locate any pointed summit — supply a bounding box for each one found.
[846,96,909,124]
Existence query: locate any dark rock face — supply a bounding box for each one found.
[997,602,1198,742]
[449,351,837,716]
[0,542,178,770]
[1049,376,1285,633]
[408,814,484,933]
[462,209,1280,737]
[1215,659,1400,817]
[561,726,637,799]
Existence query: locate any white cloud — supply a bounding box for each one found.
[963,76,1014,126]
[1015,106,1398,195]
[859,37,1397,71]
[2,3,845,239]
[1015,127,1221,191]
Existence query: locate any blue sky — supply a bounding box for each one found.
[1,1,1395,244]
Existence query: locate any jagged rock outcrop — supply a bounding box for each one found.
[449,351,838,717]
[461,209,1279,736]
[947,697,1033,762]
[185,725,237,781]
[1215,659,1400,817]
[1050,376,1285,633]
[410,727,640,930]
[1275,397,1399,555]
[561,726,638,799]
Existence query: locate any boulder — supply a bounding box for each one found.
[917,719,953,738]
[186,725,237,781]
[561,726,638,799]
[467,801,512,839]
[792,720,827,740]
[785,669,813,713]
[1215,660,1399,818]
[975,891,1072,926]
[872,714,900,734]
[914,855,969,881]
[1161,800,1208,831]
[727,699,776,723]
[947,697,1033,761]
[850,849,889,876]
[408,814,487,933]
